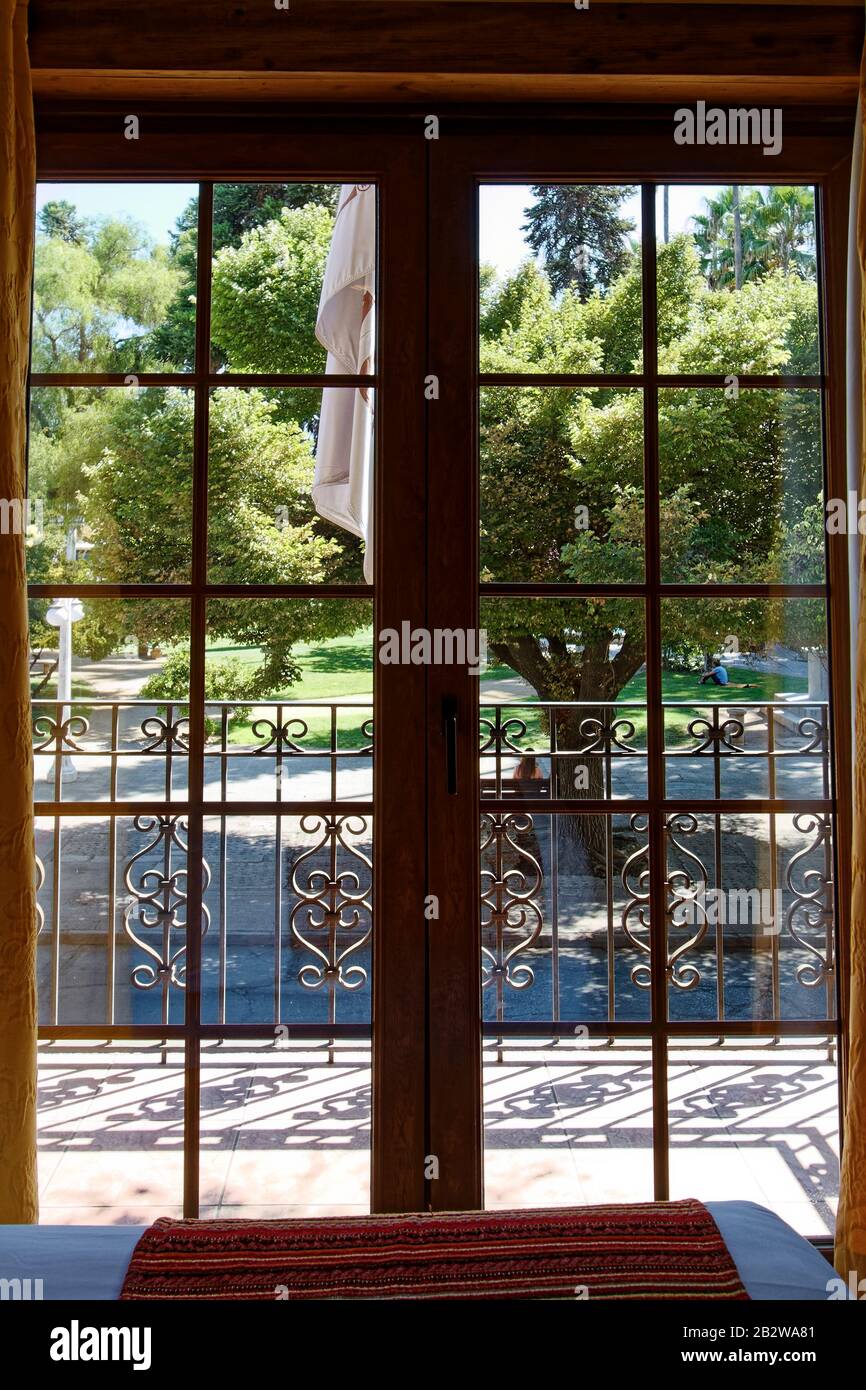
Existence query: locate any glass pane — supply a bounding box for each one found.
[38,1044,185,1222]
[665,812,836,1023]
[30,598,191,804]
[480,387,643,583]
[211,183,374,376]
[484,1038,654,1210]
[480,597,647,802]
[481,812,651,1029]
[203,600,373,803]
[480,184,642,373]
[208,387,370,585]
[659,388,824,585]
[33,183,197,373]
[202,815,372,1029]
[36,811,195,1029]
[200,1041,370,1218]
[661,598,830,801]
[28,386,193,584]
[655,184,819,376]
[668,1039,838,1239]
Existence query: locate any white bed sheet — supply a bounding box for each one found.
[0,1201,837,1301]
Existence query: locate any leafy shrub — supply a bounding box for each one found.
[140,648,261,738]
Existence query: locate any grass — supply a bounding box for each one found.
[479,664,810,750]
[206,630,373,748]
[30,678,99,728]
[36,627,812,753]
[207,629,374,701]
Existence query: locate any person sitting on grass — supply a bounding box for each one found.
[698,663,755,689]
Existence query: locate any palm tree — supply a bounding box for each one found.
[752,186,816,278]
[690,186,814,290]
[732,184,743,290]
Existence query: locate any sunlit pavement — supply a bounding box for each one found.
[37,1041,838,1238]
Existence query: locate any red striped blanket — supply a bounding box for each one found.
[120,1199,748,1300]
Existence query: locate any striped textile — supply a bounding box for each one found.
[120,1199,749,1300]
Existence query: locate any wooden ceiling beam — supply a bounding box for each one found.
[29,2,863,106]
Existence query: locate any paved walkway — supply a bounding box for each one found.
[36,1042,838,1237]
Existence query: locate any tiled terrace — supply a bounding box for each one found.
[38,1040,839,1239]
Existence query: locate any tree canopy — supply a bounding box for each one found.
[28,181,824,709]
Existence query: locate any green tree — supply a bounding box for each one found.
[691,186,816,291]
[522,185,636,300]
[150,183,340,371]
[39,199,88,245]
[32,215,181,373]
[53,386,364,687]
[478,233,821,866]
[29,189,365,688]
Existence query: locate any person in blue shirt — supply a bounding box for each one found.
[699,663,729,686]
[697,664,755,689]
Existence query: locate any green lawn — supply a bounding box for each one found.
[36,628,811,753]
[29,678,99,728]
[480,664,809,750]
[208,629,374,701]
[206,630,373,748]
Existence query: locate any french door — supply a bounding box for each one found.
[424,123,852,1238]
[33,110,850,1232]
[31,122,429,1217]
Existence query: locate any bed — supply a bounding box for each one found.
[0,1201,837,1300]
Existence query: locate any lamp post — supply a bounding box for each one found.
[44,527,85,780]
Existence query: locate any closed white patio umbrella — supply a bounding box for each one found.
[312,183,376,583]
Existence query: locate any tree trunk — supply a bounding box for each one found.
[663,186,670,244]
[490,634,645,878]
[551,704,608,876]
[732,184,743,290]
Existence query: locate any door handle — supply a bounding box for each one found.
[443,696,458,795]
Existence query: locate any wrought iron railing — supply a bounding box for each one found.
[32,696,835,1040]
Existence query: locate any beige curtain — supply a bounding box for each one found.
[837,41,866,1282]
[0,0,37,1224]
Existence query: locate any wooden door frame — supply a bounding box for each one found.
[32,102,857,1217]
[427,113,854,1211]
[32,114,429,1215]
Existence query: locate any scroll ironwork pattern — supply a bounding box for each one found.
[784,811,834,987]
[665,811,709,990]
[122,814,210,992]
[480,811,544,999]
[288,813,372,991]
[620,812,652,988]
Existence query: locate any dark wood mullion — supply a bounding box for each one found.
[34,797,837,818]
[370,140,429,1213]
[182,180,214,1219]
[29,584,372,598]
[25,373,799,393]
[30,580,828,600]
[640,183,670,1203]
[426,142,483,1211]
[479,799,834,816]
[819,158,854,1140]
[38,1017,838,1042]
[479,374,823,389]
[31,373,375,390]
[482,583,828,599]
